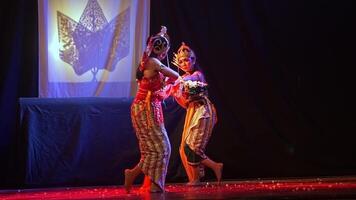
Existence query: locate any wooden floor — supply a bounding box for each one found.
[1,176,356,199]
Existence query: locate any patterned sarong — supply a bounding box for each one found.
[181,97,217,165]
[131,99,171,191]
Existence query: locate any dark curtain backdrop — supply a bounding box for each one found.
[150,0,355,179]
[0,0,38,188]
[1,0,355,188]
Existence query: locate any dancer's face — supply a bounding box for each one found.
[178,57,194,73]
[157,47,169,60]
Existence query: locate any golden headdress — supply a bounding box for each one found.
[172,42,196,67]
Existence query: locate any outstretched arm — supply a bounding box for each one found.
[160,64,179,79]
[150,57,179,79]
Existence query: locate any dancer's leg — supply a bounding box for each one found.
[139,175,151,193]
[179,146,194,182]
[186,165,201,186]
[124,164,142,193]
[201,158,223,183]
[150,182,163,193]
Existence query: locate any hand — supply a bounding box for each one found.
[175,76,184,84]
[171,78,184,97]
[165,76,176,84]
[177,76,183,81]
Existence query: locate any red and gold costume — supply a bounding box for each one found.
[130,27,172,191]
[131,73,170,191]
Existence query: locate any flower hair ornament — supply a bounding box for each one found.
[139,26,170,71]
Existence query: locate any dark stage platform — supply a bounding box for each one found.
[1,176,356,199]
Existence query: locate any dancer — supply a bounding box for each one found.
[172,42,223,185]
[124,26,179,193]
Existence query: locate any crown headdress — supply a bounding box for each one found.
[139,26,170,71]
[149,26,170,55]
[172,42,195,67]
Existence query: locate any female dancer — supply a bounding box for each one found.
[124,26,179,193]
[172,42,223,185]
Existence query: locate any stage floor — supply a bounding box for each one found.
[1,176,356,199]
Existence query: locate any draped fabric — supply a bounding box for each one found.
[182,97,217,165]
[19,97,137,186]
[38,0,150,97]
[17,97,184,187]
[131,102,171,190]
[130,72,171,191]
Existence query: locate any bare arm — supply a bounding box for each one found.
[149,57,179,79]
[160,64,179,79]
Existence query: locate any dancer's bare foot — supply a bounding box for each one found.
[139,185,150,193]
[198,164,205,178]
[139,176,151,193]
[186,179,201,186]
[124,169,134,193]
[139,185,162,193]
[214,163,223,183]
[150,183,163,193]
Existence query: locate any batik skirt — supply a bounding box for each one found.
[131,100,171,191]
